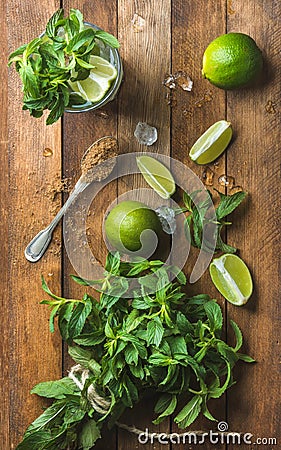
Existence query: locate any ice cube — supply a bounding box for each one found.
[134,122,158,146]
[163,74,176,89]
[156,206,176,235]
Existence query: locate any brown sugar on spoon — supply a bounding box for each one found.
[81,136,118,183]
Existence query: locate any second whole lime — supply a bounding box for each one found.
[202,32,263,90]
[104,200,165,255]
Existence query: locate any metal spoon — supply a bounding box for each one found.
[25,136,117,262]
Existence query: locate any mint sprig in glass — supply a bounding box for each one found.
[8,9,122,125]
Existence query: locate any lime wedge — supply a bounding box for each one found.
[136,155,176,199]
[189,120,232,164]
[89,55,118,81]
[68,55,117,103]
[209,254,253,306]
[69,75,110,103]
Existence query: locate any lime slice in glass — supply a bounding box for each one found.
[69,76,110,103]
[136,155,176,199]
[209,254,253,306]
[89,55,118,81]
[189,120,232,164]
[68,55,117,103]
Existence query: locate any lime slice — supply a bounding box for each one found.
[68,55,117,103]
[89,55,118,81]
[209,254,253,306]
[69,75,110,103]
[189,120,232,164]
[136,155,176,199]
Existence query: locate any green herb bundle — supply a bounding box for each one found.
[8,9,119,125]
[181,189,247,253]
[17,252,254,450]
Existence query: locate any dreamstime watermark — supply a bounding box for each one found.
[137,421,278,446]
[63,152,219,296]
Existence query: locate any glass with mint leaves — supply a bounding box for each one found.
[8,9,122,125]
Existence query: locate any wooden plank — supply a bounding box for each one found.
[6,1,62,448]
[0,0,10,447]
[171,2,227,449]
[117,1,171,449]
[62,1,118,449]
[226,1,281,447]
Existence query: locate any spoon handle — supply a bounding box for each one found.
[25,178,88,262]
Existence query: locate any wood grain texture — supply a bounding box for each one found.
[2,1,281,449]
[226,1,281,448]
[0,1,9,448]
[6,2,62,448]
[117,1,171,449]
[62,1,118,449]
[171,2,226,448]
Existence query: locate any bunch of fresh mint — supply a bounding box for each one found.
[8,9,119,125]
[16,252,254,449]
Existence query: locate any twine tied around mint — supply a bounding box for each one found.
[68,364,241,440]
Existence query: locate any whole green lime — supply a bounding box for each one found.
[104,200,164,254]
[202,33,263,89]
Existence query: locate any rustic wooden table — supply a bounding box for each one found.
[1,1,280,449]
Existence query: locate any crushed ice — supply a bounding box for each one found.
[156,206,176,234]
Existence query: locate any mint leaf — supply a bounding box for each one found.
[216,341,238,366]
[201,396,217,421]
[70,8,84,32]
[23,38,41,59]
[46,9,64,38]
[75,57,96,69]
[73,331,105,346]
[105,251,121,275]
[182,191,194,212]
[209,361,232,398]
[41,276,64,302]
[237,353,255,363]
[68,297,92,339]
[215,190,247,220]
[8,44,27,64]
[68,346,92,368]
[46,92,66,125]
[124,344,139,365]
[95,30,120,48]
[216,233,237,254]
[175,395,202,428]
[64,401,85,425]
[25,400,66,434]
[66,28,95,53]
[31,377,78,399]
[230,319,243,351]
[169,336,188,356]
[146,317,164,347]
[78,419,101,449]
[19,64,39,98]
[16,431,52,450]
[153,395,177,424]
[204,301,223,332]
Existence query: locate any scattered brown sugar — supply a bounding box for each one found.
[227,0,236,14]
[265,100,276,114]
[81,136,118,183]
[45,176,72,202]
